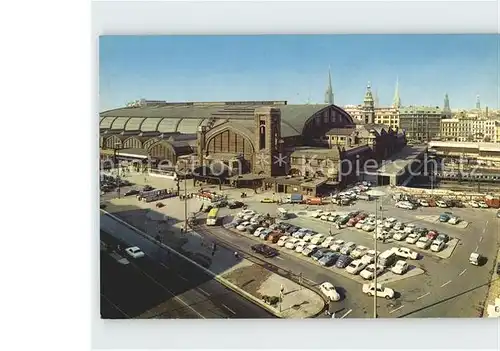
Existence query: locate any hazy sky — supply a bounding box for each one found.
[99,35,499,111]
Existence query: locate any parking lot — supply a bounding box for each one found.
[101,174,499,317]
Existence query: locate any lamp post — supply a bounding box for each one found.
[366,189,386,319]
[114,142,122,198]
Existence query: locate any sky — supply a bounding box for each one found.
[99,35,499,112]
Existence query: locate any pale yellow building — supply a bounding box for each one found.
[343,105,399,130]
[440,116,497,142]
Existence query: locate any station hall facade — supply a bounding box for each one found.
[100,88,407,195]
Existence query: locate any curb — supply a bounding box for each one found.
[100,209,283,318]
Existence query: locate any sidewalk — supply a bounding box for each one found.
[103,197,326,318]
[482,248,500,317]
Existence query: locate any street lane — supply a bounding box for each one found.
[100,215,275,319]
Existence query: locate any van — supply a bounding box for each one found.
[277,207,289,220]
[378,249,397,267]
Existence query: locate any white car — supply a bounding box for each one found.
[277,235,289,247]
[330,239,345,252]
[125,246,145,259]
[320,214,330,221]
[404,223,416,234]
[345,259,368,275]
[327,215,338,222]
[285,238,301,249]
[340,242,357,255]
[362,223,376,232]
[430,240,445,252]
[384,217,397,228]
[355,219,366,229]
[310,234,326,245]
[416,236,432,249]
[319,282,341,301]
[321,236,336,248]
[362,283,395,299]
[393,231,409,241]
[419,199,429,207]
[253,227,266,237]
[236,221,251,231]
[311,210,324,218]
[468,200,480,208]
[302,244,318,256]
[393,222,405,231]
[360,264,384,280]
[405,233,421,244]
[361,250,379,264]
[448,216,460,225]
[351,245,369,259]
[478,201,489,208]
[395,201,415,210]
[436,200,448,208]
[303,232,316,242]
[391,260,409,275]
[392,247,418,260]
[377,230,392,241]
[295,241,308,253]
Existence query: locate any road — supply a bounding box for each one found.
[100,216,275,319]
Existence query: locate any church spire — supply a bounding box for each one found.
[443,93,451,113]
[324,66,334,104]
[392,76,401,108]
[475,94,481,109]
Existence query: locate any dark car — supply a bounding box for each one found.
[251,244,278,258]
[497,262,500,275]
[415,227,428,236]
[286,226,299,235]
[436,233,450,243]
[312,248,331,261]
[318,252,340,266]
[228,201,244,209]
[335,254,352,268]
[448,200,464,208]
[143,185,154,191]
[124,189,140,196]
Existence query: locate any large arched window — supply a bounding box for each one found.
[149,141,176,163]
[206,129,254,156]
[104,135,122,149]
[123,137,142,149]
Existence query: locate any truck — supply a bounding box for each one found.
[290,193,303,204]
[306,197,323,205]
[484,195,500,209]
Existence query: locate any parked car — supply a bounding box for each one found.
[277,235,290,247]
[251,244,278,258]
[319,252,340,266]
[335,254,352,268]
[125,246,145,259]
[468,200,480,208]
[340,242,357,255]
[310,234,326,245]
[391,260,409,275]
[319,282,341,301]
[392,247,418,260]
[345,259,368,275]
[436,200,448,208]
[393,231,409,241]
[362,283,395,299]
[427,230,439,240]
[321,236,336,248]
[295,241,308,253]
[361,250,379,265]
[430,240,445,252]
[393,222,405,231]
[405,233,421,244]
[228,201,244,209]
[360,264,384,280]
[312,248,331,261]
[330,239,345,252]
[124,189,140,196]
[436,233,450,243]
[362,223,376,232]
[419,199,430,207]
[284,238,301,249]
[416,236,432,249]
[351,245,369,259]
[260,198,275,203]
[395,201,415,210]
[478,201,489,208]
[439,212,452,222]
[302,244,319,257]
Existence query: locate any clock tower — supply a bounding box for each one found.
[253,106,282,176]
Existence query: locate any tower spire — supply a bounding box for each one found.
[392,76,401,108]
[475,94,481,109]
[324,66,334,104]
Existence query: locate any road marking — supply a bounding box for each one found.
[222,304,236,315]
[459,268,467,276]
[275,256,284,260]
[101,293,131,318]
[479,236,483,242]
[475,245,479,251]
[340,309,352,318]
[178,274,189,282]
[440,280,452,288]
[198,288,210,296]
[417,292,430,300]
[389,305,405,314]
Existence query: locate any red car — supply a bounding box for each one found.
[427,230,438,240]
[346,218,359,227]
[355,213,367,221]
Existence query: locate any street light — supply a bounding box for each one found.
[366,189,386,319]
[114,142,122,198]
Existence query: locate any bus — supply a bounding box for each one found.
[206,208,220,226]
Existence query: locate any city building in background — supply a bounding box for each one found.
[399,106,443,142]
